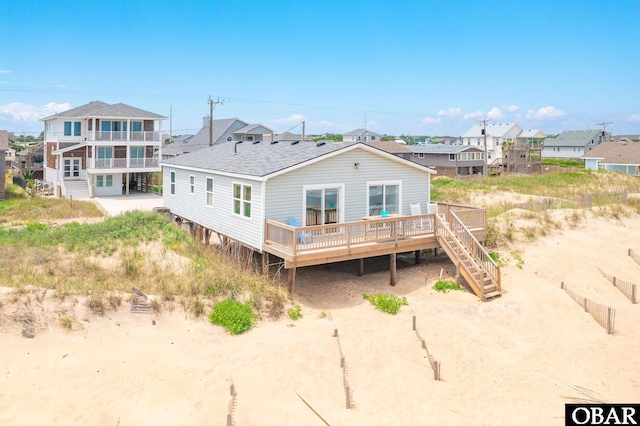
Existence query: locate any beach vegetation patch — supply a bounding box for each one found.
[287,304,303,320]
[362,293,408,315]
[432,280,463,293]
[208,299,256,334]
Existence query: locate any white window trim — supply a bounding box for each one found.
[206,177,214,207]
[302,183,345,226]
[232,182,252,219]
[366,180,402,216]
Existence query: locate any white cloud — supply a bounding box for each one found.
[526,106,567,120]
[0,102,72,122]
[271,113,305,125]
[501,104,520,113]
[627,114,640,122]
[463,110,484,120]
[0,70,11,74]
[421,116,442,125]
[437,107,462,118]
[487,107,503,119]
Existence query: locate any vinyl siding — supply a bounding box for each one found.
[163,166,264,250]
[265,148,431,225]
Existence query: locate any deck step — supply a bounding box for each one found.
[484,291,501,299]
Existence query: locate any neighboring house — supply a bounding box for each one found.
[343,129,382,142]
[263,131,312,143]
[41,100,167,198]
[409,145,485,177]
[364,140,413,161]
[5,147,16,162]
[542,130,606,159]
[582,141,640,176]
[517,129,546,144]
[614,135,640,143]
[0,130,8,200]
[431,136,461,145]
[161,117,273,159]
[18,142,45,180]
[461,123,523,167]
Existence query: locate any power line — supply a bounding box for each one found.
[596,121,612,142]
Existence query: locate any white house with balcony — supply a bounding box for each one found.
[461,123,524,166]
[42,101,166,198]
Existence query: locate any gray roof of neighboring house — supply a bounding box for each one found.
[363,140,412,154]
[344,128,382,137]
[409,145,484,154]
[462,123,521,138]
[234,124,274,135]
[544,130,602,147]
[162,141,436,178]
[272,131,311,142]
[41,100,167,120]
[162,118,244,156]
[0,130,8,150]
[582,141,640,165]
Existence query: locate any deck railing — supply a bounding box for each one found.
[264,204,487,257]
[449,212,501,292]
[89,157,160,169]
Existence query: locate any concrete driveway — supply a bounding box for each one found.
[90,192,164,217]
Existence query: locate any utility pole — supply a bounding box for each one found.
[208,96,224,146]
[301,121,305,142]
[596,121,612,142]
[478,118,492,176]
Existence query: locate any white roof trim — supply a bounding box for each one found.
[52,143,88,155]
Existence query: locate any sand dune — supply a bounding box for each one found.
[1,212,640,425]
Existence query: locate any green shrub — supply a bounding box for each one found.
[208,299,256,334]
[432,280,463,293]
[362,293,408,315]
[287,304,303,320]
[489,252,508,267]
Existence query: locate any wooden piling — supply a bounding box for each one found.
[287,268,296,294]
[390,253,396,286]
[357,258,364,276]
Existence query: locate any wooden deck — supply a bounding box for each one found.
[263,203,501,301]
[263,203,487,268]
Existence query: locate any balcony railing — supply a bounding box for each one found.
[90,157,160,169]
[45,131,161,142]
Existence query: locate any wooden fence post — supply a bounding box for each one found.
[345,386,351,409]
[606,307,612,335]
[632,285,637,304]
[613,276,617,287]
[412,315,416,331]
[561,281,564,290]
[433,360,440,381]
[583,298,588,312]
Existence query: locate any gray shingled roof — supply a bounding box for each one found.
[344,128,382,137]
[162,141,366,177]
[582,141,640,165]
[162,118,244,156]
[544,130,602,147]
[409,145,484,154]
[41,100,166,120]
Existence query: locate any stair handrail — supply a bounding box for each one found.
[434,215,485,290]
[449,212,501,292]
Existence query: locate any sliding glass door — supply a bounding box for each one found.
[304,185,342,226]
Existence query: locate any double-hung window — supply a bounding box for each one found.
[189,175,195,194]
[206,178,213,206]
[170,171,176,195]
[233,183,251,217]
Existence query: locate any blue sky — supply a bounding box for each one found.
[1,0,639,137]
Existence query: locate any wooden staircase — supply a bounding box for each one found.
[434,213,501,301]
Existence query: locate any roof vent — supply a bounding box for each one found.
[316,142,326,147]
[291,140,300,145]
[270,141,279,145]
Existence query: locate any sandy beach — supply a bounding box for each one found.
[2,211,640,425]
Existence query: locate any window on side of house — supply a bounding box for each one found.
[64,122,72,136]
[189,175,195,194]
[449,154,455,161]
[73,122,81,136]
[367,181,400,215]
[106,175,112,187]
[170,171,176,195]
[206,178,213,207]
[233,183,251,217]
[96,175,103,187]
